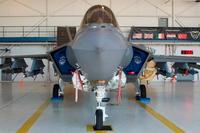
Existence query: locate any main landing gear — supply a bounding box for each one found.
[140,84,146,98]
[136,84,150,104]
[51,84,64,100]
[136,84,146,100]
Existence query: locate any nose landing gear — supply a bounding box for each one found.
[93,85,112,131]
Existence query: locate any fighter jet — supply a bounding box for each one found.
[1,5,200,131]
[49,5,150,130]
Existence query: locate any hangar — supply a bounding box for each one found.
[0,0,200,133]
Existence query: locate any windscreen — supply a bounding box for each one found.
[81,5,118,27]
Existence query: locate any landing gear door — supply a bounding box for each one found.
[124,45,150,79]
[49,44,75,82]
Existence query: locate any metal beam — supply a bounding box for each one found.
[0,15,200,18]
[172,0,175,27]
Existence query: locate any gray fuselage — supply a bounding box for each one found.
[71,23,132,81]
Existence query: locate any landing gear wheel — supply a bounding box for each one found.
[52,84,60,98]
[135,95,140,101]
[94,109,103,130]
[140,85,146,98]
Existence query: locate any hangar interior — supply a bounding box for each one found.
[0,0,200,82]
[0,0,200,133]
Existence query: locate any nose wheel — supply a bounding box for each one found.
[94,109,103,130]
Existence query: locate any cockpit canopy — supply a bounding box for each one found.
[81,5,118,27]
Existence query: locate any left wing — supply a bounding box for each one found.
[152,55,200,63]
[139,55,200,81]
[152,55,200,78]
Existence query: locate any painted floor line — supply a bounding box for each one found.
[87,124,112,133]
[135,101,185,133]
[16,99,50,133]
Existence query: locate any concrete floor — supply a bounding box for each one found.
[0,81,199,133]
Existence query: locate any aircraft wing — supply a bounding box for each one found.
[0,54,49,59]
[140,55,200,80]
[152,55,200,63]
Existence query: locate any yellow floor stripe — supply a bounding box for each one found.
[17,100,50,133]
[135,101,185,133]
[86,125,109,133]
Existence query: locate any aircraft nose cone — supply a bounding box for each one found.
[72,24,127,80]
[95,46,104,54]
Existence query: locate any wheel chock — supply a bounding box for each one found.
[140,97,151,104]
[51,96,63,102]
[86,125,113,132]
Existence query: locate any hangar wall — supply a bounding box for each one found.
[0,0,199,27]
[0,0,199,81]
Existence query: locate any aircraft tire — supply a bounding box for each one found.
[140,85,146,98]
[95,109,103,130]
[135,95,140,101]
[52,84,60,98]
